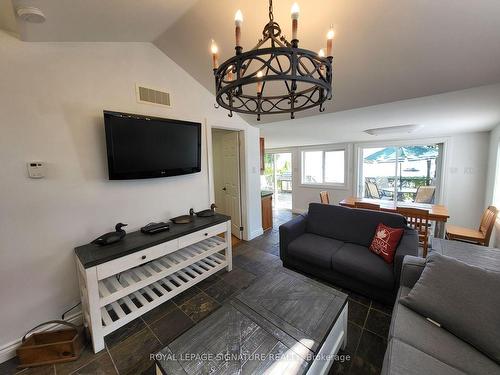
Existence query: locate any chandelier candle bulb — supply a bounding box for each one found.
[256,71,264,94]
[235,10,243,47]
[291,3,300,41]
[326,27,334,57]
[210,40,219,69]
[227,66,234,81]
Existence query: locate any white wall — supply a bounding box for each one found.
[443,132,490,228]
[269,132,490,229]
[0,31,261,354]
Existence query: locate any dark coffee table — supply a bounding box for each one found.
[155,268,348,374]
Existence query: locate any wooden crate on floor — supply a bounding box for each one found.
[17,321,85,368]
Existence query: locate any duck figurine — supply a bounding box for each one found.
[193,203,217,217]
[91,223,127,246]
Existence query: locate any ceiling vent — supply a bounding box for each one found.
[136,85,171,107]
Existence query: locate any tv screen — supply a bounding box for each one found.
[104,111,201,180]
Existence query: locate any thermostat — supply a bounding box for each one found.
[27,161,45,178]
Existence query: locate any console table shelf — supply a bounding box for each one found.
[74,214,231,353]
[100,252,227,335]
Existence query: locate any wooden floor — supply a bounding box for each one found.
[219,232,241,247]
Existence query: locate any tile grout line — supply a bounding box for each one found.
[106,343,121,375]
[143,317,165,346]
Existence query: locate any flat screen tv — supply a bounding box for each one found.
[104,111,201,180]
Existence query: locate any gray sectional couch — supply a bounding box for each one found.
[382,255,500,375]
[279,203,419,304]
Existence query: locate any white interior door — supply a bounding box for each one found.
[221,132,242,238]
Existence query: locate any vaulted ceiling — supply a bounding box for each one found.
[2,0,500,129]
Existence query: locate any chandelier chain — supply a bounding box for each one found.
[268,0,274,22]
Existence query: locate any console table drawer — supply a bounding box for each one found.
[96,240,177,280]
[178,222,227,249]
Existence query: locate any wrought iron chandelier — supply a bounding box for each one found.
[210,0,334,121]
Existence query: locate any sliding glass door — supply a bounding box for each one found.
[359,144,442,203]
[261,152,292,210]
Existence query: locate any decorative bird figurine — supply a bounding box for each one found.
[194,203,217,217]
[91,223,127,246]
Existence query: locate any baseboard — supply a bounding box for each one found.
[248,228,264,240]
[0,312,83,364]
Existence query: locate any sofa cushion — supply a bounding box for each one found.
[369,223,404,263]
[332,243,394,290]
[306,203,407,247]
[390,299,499,374]
[382,338,466,375]
[287,233,344,269]
[400,253,500,364]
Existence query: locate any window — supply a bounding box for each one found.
[301,148,346,186]
[358,143,442,203]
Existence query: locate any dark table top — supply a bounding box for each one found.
[75,213,230,268]
[156,268,348,375]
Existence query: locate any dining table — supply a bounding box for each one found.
[339,196,450,238]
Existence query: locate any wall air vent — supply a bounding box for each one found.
[136,85,171,107]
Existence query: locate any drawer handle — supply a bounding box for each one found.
[141,255,147,260]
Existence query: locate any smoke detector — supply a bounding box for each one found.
[16,7,46,23]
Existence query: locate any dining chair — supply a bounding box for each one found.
[414,186,436,204]
[319,191,330,204]
[445,206,498,246]
[354,202,381,211]
[397,207,431,257]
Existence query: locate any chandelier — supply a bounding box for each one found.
[210,0,334,121]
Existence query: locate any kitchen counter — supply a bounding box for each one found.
[261,190,273,198]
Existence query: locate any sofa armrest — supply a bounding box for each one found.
[279,214,307,261]
[400,256,426,288]
[393,229,419,285]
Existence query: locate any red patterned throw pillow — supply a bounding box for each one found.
[369,223,404,263]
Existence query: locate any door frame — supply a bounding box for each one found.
[206,122,249,240]
[263,149,294,210]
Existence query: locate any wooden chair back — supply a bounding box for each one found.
[354,202,381,211]
[365,181,381,199]
[479,206,498,246]
[319,191,330,204]
[415,186,436,204]
[397,207,430,257]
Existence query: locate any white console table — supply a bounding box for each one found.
[74,215,232,353]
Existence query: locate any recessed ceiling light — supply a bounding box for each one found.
[364,124,423,136]
[16,6,46,23]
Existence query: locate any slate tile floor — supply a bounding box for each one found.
[0,209,391,375]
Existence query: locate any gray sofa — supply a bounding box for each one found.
[279,203,419,304]
[382,256,500,375]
